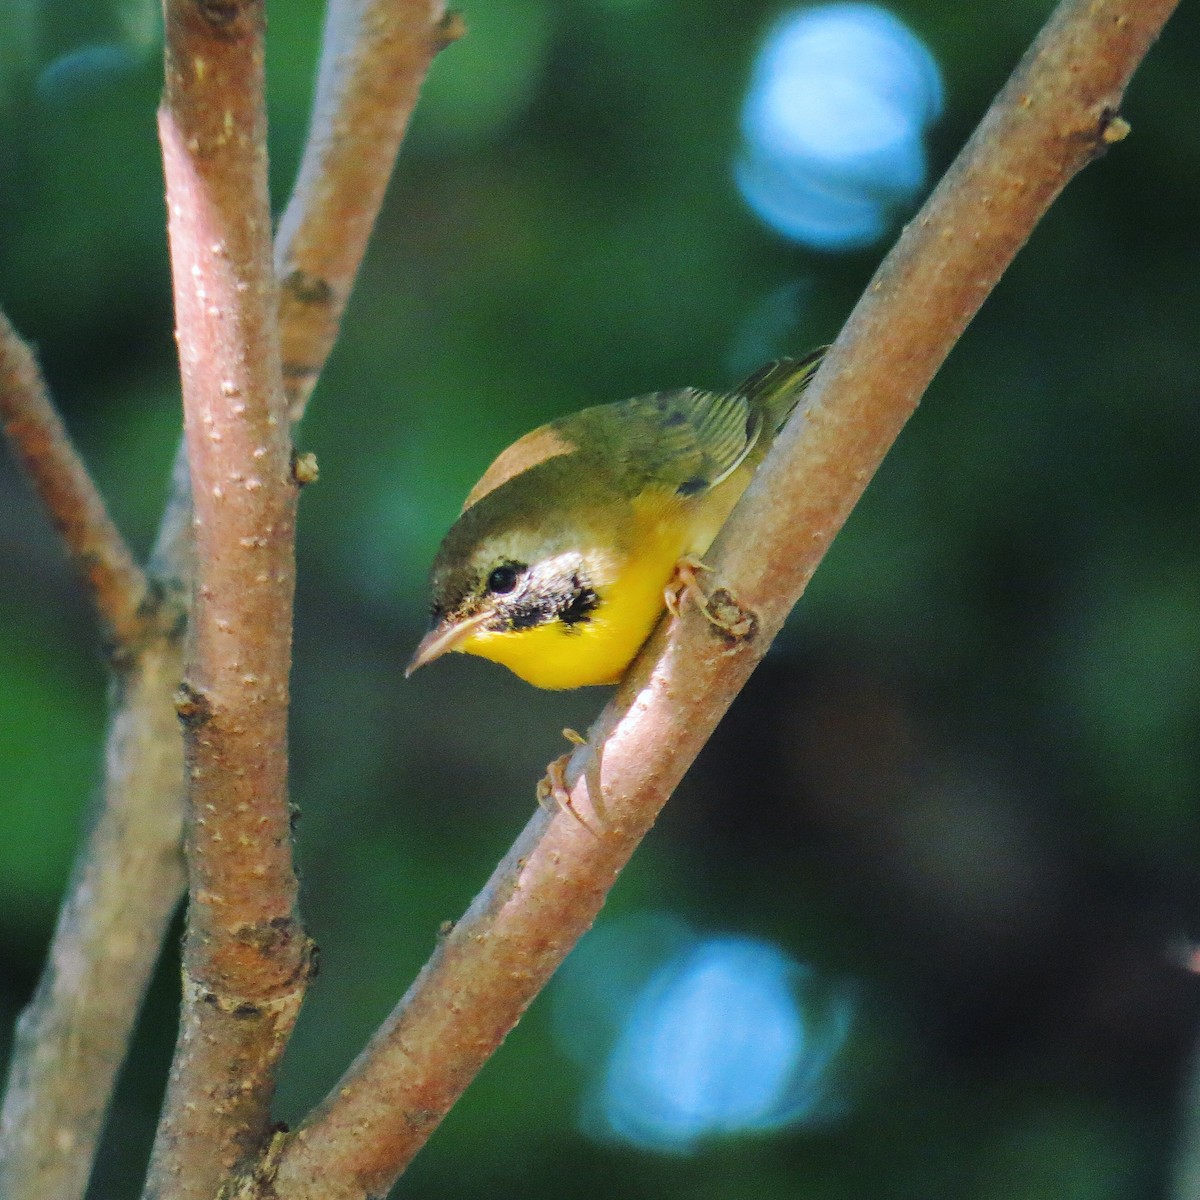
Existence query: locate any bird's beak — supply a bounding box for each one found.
[405,611,490,678]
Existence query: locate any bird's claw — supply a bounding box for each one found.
[536,727,607,834]
[665,555,758,641]
[664,554,710,620]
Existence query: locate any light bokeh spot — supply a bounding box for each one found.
[554,916,856,1153]
[736,3,943,250]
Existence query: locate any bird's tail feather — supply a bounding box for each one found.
[735,345,827,435]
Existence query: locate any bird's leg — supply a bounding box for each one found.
[536,727,607,834]
[664,553,712,620]
[665,554,758,641]
[579,731,608,826]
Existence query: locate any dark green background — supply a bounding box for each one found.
[1,0,1198,1196]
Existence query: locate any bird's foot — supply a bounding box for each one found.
[664,554,712,621]
[665,556,758,641]
[536,727,607,834]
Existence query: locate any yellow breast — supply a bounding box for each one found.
[455,475,747,689]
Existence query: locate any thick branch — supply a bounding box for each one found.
[143,1,308,1195]
[0,310,148,649]
[275,0,461,419]
[269,0,1177,1194]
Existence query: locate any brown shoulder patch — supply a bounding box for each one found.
[462,424,578,512]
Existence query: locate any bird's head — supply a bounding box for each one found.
[406,473,606,679]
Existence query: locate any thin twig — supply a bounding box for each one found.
[268,0,1178,1194]
[275,0,462,420]
[142,0,308,1194]
[0,310,148,649]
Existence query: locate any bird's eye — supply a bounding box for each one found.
[486,563,521,595]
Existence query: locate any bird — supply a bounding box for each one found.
[406,348,825,690]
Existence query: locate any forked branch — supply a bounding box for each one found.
[145,0,462,1194]
[0,315,188,1200]
[1,1,460,1197]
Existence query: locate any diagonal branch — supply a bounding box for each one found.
[268,0,1178,1195]
[0,310,148,649]
[275,0,462,420]
[143,0,307,1194]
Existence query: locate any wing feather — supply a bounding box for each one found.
[611,387,758,497]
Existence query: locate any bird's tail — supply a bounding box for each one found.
[735,346,827,435]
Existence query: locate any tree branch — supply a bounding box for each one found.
[144,0,465,1181]
[275,0,462,420]
[0,310,148,649]
[143,1,308,1194]
[269,0,1178,1194]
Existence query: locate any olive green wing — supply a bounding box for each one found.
[596,350,826,498]
[602,386,761,498]
[462,350,826,513]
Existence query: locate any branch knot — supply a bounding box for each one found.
[191,0,262,36]
[174,681,214,727]
[703,588,759,643]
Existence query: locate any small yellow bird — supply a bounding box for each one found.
[406,349,825,690]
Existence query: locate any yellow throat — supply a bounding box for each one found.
[456,485,727,689]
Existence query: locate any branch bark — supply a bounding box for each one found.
[275,0,461,419]
[144,0,462,1186]
[269,0,1178,1194]
[142,0,307,1194]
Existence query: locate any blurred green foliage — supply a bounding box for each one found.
[1,0,1199,1197]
